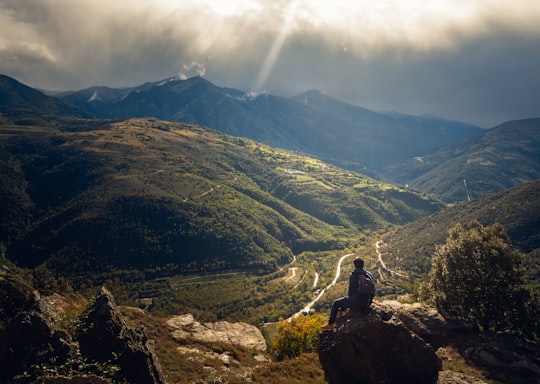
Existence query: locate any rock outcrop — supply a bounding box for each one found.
[166,313,267,353]
[0,268,72,383]
[318,302,442,384]
[318,300,540,384]
[0,268,166,384]
[376,300,471,348]
[78,287,166,384]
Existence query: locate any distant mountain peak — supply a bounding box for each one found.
[0,73,91,119]
[160,75,210,86]
[293,89,325,101]
[297,89,325,97]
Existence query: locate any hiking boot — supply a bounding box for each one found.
[321,323,335,331]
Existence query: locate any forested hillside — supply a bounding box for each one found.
[385,118,540,202]
[1,117,444,286]
[383,179,540,283]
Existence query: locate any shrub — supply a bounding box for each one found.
[271,313,327,360]
[420,221,536,336]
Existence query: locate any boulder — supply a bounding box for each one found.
[78,287,167,384]
[166,313,267,353]
[379,300,466,346]
[318,303,442,384]
[0,266,39,322]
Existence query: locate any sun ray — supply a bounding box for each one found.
[254,0,300,91]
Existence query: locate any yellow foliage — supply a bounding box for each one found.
[271,313,327,360]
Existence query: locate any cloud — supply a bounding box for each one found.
[0,0,539,126]
[179,60,207,80]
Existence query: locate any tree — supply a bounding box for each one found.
[420,221,532,334]
[32,264,58,295]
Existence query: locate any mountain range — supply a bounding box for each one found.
[384,118,540,202]
[57,75,540,202]
[0,74,91,124]
[3,73,540,203]
[58,76,481,170]
[1,72,539,282]
[1,73,539,384]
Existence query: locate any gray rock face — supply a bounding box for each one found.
[166,313,267,353]
[462,334,540,382]
[0,269,167,384]
[318,300,540,384]
[318,302,442,384]
[78,287,167,384]
[378,300,465,345]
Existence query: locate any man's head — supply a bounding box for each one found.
[353,258,364,269]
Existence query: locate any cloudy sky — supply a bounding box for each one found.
[1,0,539,127]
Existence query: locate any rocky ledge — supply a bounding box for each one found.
[318,302,442,384]
[318,300,540,384]
[166,313,267,353]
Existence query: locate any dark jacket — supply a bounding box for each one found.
[348,268,375,298]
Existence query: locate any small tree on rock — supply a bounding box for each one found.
[420,221,532,334]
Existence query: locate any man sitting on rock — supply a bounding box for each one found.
[322,258,374,331]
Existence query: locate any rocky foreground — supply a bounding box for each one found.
[1,267,539,383]
[319,301,540,384]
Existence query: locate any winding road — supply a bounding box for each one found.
[288,253,355,320]
[285,240,406,320]
[376,240,407,277]
[284,267,298,282]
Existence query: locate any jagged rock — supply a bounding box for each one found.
[78,287,167,384]
[166,313,267,353]
[318,304,442,384]
[0,269,72,382]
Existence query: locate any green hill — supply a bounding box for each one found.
[1,118,444,284]
[383,178,540,283]
[384,118,540,202]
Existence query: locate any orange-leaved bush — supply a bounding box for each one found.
[271,313,327,360]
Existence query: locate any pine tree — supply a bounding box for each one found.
[420,221,533,334]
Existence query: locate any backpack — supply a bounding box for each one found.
[357,272,374,295]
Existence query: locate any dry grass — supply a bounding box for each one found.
[119,307,329,384]
[251,353,326,384]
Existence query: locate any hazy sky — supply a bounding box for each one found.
[1,0,540,127]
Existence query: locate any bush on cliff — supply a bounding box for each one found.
[420,221,538,338]
[271,314,327,360]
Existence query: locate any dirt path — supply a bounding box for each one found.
[288,253,354,320]
[376,240,407,277]
[285,267,297,282]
